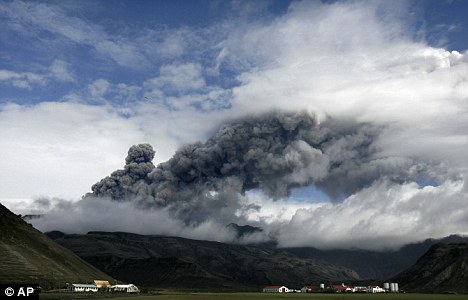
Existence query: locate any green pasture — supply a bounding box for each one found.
[40,292,468,300]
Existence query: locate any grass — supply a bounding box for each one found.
[39,292,468,300]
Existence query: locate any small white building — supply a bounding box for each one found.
[69,284,98,292]
[262,285,289,293]
[368,285,386,293]
[352,286,368,293]
[110,284,140,294]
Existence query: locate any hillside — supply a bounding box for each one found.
[284,235,468,279]
[47,231,359,289]
[392,243,468,293]
[0,203,113,288]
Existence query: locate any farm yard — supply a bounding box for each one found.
[39,292,468,300]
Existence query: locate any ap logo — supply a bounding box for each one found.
[1,285,37,298]
[4,287,15,296]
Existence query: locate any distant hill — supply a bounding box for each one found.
[392,243,468,293]
[47,231,359,289]
[284,235,468,279]
[0,203,113,289]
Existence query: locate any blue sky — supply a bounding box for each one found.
[1,0,467,105]
[1,0,468,249]
[0,0,285,104]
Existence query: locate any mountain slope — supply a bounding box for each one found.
[392,243,468,293]
[48,231,359,289]
[0,203,113,288]
[284,235,468,279]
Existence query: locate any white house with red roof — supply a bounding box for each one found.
[262,285,289,293]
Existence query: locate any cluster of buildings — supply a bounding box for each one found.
[263,282,400,293]
[67,280,139,294]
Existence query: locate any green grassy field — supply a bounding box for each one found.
[40,292,468,300]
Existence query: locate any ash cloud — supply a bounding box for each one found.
[90,143,156,200]
[87,111,434,226]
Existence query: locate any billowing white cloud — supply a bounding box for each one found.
[31,197,238,243]
[226,2,468,125]
[276,177,468,250]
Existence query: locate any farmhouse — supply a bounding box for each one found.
[332,284,353,293]
[301,285,319,293]
[262,285,289,293]
[353,286,368,293]
[368,285,386,293]
[68,281,140,294]
[68,284,98,292]
[261,281,400,294]
[110,284,140,293]
[94,280,111,291]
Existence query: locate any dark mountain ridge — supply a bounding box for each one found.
[46,229,468,290]
[392,243,468,293]
[284,234,468,279]
[47,231,359,289]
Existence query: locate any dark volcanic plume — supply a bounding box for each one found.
[88,111,429,225]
